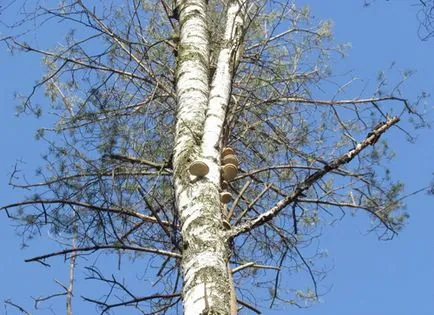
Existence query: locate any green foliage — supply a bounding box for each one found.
[2,0,426,313]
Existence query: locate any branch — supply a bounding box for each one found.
[75,0,175,98]
[230,116,400,237]
[10,39,152,83]
[246,27,323,51]
[82,293,181,314]
[33,292,67,309]
[4,300,31,315]
[105,153,172,170]
[227,180,251,220]
[136,185,180,250]
[25,244,181,263]
[237,299,261,314]
[271,96,414,113]
[234,184,272,225]
[232,262,280,274]
[1,199,171,227]
[9,170,170,189]
[234,165,322,180]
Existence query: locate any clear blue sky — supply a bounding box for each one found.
[1,1,433,314]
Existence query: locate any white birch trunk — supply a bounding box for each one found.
[202,0,247,159]
[173,0,239,313]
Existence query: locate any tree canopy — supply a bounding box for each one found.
[1,0,428,314]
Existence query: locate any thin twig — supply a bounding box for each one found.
[227,180,251,220]
[4,300,31,315]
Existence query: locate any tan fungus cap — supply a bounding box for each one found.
[189,160,209,177]
[222,163,237,181]
[220,191,232,204]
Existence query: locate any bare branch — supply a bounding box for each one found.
[9,170,171,189]
[1,199,171,227]
[237,299,261,314]
[232,262,280,274]
[25,244,181,263]
[82,293,181,314]
[105,153,172,171]
[4,300,31,315]
[227,180,251,220]
[268,96,414,113]
[230,117,400,238]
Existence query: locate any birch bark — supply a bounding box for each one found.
[173,0,228,313]
[173,0,248,313]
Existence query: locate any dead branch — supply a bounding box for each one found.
[25,244,181,263]
[1,199,170,227]
[232,262,280,274]
[105,153,172,171]
[237,298,261,314]
[82,293,181,314]
[4,299,31,315]
[230,116,400,238]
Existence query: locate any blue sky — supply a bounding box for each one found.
[1,1,434,314]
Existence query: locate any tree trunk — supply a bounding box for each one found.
[173,0,233,313]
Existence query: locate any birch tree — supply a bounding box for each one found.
[1,0,425,314]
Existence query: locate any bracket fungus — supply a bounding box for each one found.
[222,163,237,181]
[220,191,232,204]
[189,160,209,177]
[222,154,239,167]
[221,147,235,158]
